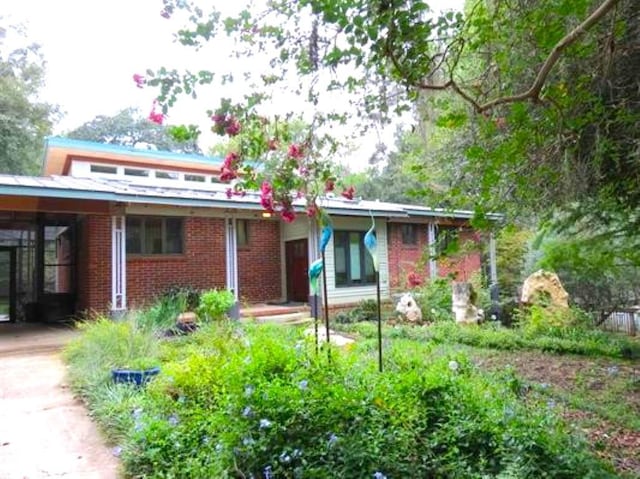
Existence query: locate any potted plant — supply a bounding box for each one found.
[111,357,160,386]
[175,287,200,332]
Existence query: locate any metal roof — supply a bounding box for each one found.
[0,173,500,221]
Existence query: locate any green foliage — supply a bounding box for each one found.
[333,299,379,324]
[64,317,160,394]
[65,317,614,478]
[0,24,57,174]
[197,288,235,321]
[496,225,533,299]
[66,108,201,154]
[413,278,454,322]
[340,320,640,360]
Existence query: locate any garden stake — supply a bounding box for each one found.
[321,249,331,362]
[309,258,324,354]
[364,214,382,372]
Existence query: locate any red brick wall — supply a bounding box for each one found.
[126,216,226,308]
[386,222,483,290]
[76,215,111,313]
[237,219,282,302]
[387,223,430,290]
[436,229,483,282]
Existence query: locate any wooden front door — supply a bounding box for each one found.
[285,239,309,303]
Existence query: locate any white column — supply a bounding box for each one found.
[427,223,437,279]
[489,232,498,286]
[225,217,239,300]
[308,217,320,262]
[111,216,127,312]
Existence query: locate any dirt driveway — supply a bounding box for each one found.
[0,324,119,479]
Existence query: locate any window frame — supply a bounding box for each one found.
[236,219,250,247]
[333,230,376,287]
[400,224,418,245]
[435,225,459,257]
[126,216,185,256]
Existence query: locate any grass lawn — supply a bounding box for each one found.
[64,312,640,478]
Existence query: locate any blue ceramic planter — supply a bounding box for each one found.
[111,366,160,386]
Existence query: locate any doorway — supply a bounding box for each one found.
[285,239,309,303]
[0,247,16,322]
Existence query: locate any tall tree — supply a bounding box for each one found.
[66,108,201,154]
[0,23,57,175]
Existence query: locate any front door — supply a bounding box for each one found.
[285,239,309,303]
[0,247,16,322]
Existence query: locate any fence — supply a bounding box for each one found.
[601,309,639,336]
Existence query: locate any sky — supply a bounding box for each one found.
[4,0,462,170]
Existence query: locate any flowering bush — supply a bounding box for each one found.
[65,314,613,478]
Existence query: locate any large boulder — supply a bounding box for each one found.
[452,282,484,325]
[521,270,569,308]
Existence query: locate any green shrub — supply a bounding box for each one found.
[65,318,615,478]
[333,299,379,324]
[197,289,235,321]
[413,278,453,322]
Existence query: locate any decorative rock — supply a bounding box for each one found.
[521,270,569,308]
[395,293,423,323]
[452,282,483,325]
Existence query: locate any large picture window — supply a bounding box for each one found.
[333,231,375,287]
[126,217,184,255]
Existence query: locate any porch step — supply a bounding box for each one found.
[250,312,312,325]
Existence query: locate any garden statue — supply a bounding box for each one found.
[521,270,569,308]
[396,293,423,323]
[452,282,484,325]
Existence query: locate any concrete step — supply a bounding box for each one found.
[249,312,312,325]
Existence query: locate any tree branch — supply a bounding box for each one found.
[400,0,620,113]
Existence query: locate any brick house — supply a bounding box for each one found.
[0,137,498,322]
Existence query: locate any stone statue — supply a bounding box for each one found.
[521,270,569,308]
[452,282,484,325]
[395,293,423,323]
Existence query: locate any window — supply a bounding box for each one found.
[401,224,418,245]
[126,217,184,255]
[237,219,249,247]
[333,231,375,287]
[124,168,149,177]
[90,164,117,174]
[185,174,205,182]
[155,171,178,180]
[436,225,459,257]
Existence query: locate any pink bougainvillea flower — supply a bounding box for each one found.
[341,185,356,200]
[148,106,164,125]
[220,167,237,182]
[281,209,296,223]
[160,9,171,19]
[324,179,335,192]
[224,117,241,136]
[225,188,233,199]
[306,205,318,218]
[287,143,305,160]
[260,195,275,212]
[223,152,239,170]
[211,114,225,124]
[133,74,146,88]
[267,138,279,151]
[260,181,272,196]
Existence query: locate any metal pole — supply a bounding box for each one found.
[313,294,319,354]
[321,249,330,358]
[376,270,382,372]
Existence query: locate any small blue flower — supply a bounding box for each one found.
[292,448,302,458]
[242,437,255,446]
[547,399,556,409]
[294,341,304,353]
[298,379,309,390]
[168,414,179,426]
[259,418,272,429]
[112,446,123,457]
[373,472,387,479]
[607,366,619,376]
[279,451,291,463]
[242,406,253,418]
[539,382,550,389]
[134,421,143,432]
[245,385,254,397]
[132,407,143,419]
[214,442,223,452]
[328,433,339,447]
[264,466,273,479]
[177,395,186,404]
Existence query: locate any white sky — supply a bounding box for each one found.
[4,0,462,170]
